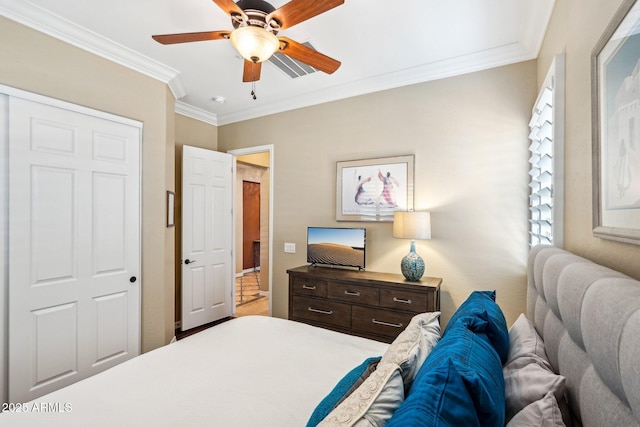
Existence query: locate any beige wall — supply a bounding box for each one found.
[259,166,271,294]
[174,114,218,322]
[538,0,640,278]
[219,61,538,327]
[0,17,175,352]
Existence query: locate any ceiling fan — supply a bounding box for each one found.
[152,0,343,88]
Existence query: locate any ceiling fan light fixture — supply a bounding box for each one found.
[230,26,279,63]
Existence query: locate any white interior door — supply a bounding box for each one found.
[182,145,233,331]
[7,93,141,403]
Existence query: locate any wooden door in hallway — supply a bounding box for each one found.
[242,181,260,271]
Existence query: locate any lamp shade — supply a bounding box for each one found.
[393,211,431,240]
[230,26,279,63]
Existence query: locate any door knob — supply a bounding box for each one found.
[184,259,196,264]
[129,276,137,283]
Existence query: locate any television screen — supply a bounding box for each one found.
[307,227,366,270]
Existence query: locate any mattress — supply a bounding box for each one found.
[0,316,389,426]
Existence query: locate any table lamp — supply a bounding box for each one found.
[393,211,431,281]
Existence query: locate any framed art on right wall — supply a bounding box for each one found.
[592,0,640,245]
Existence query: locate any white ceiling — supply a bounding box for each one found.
[1,0,556,125]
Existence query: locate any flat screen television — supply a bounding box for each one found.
[307,227,366,270]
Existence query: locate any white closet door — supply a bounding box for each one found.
[7,95,141,403]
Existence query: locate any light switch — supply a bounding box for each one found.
[284,242,296,253]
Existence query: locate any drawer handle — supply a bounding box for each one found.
[372,319,404,329]
[308,307,333,316]
[344,290,361,297]
[302,285,317,290]
[393,297,412,304]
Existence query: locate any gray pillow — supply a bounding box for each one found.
[504,314,572,426]
[506,391,566,427]
[506,313,551,369]
[503,358,567,422]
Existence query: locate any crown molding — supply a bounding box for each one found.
[175,101,219,126]
[216,41,534,125]
[0,0,188,99]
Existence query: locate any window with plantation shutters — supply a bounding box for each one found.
[528,54,565,248]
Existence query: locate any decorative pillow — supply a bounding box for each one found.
[318,362,404,427]
[380,311,440,390]
[387,358,481,427]
[506,392,566,427]
[307,356,381,427]
[443,290,509,363]
[503,357,567,422]
[506,313,552,369]
[387,318,505,427]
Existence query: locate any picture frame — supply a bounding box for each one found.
[336,155,414,222]
[167,191,175,228]
[592,0,640,244]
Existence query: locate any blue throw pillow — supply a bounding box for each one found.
[444,290,509,363]
[306,356,381,427]
[387,358,481,427]
[388,319,505,427]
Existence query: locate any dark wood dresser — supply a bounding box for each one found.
[287,265,442,343]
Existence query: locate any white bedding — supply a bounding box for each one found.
[0,316,388,426]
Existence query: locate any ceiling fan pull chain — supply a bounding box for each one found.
[251,73,257,100]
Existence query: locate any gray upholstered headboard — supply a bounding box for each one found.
[527,245,640,427]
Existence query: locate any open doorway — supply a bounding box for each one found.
[229,145,273,317]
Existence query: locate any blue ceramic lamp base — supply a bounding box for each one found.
[400,240,425,281]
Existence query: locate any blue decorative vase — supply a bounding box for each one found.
[400,240,425,281]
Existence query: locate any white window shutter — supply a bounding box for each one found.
[528,54,565,248]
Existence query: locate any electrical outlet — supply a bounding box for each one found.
[284,242,296,253]
[175,321,181,330]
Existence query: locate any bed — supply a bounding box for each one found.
[0,315,389,426]
[2,245,640,426]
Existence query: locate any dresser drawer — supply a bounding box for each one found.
[328,282,379,305]
[379,288,429,313]
[352,306,415,339]
[291,278,328,298]
[291,296,351,328]
[288,265,442,343]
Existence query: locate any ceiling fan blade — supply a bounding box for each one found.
[152,31,230,45]
[243,60,262,82]
[278,37,340,74]
[267,0,344,30]
[212,0,246,18]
